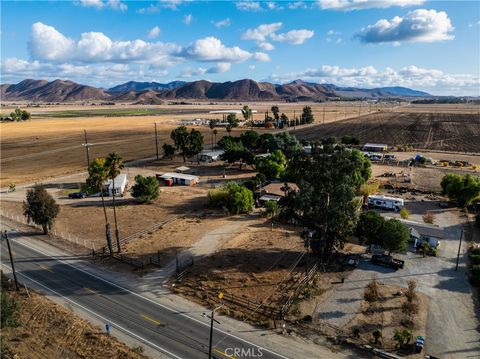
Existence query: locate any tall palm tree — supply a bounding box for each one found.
[86,158,113,255]
[241,105,253,130]
[105,152,124,253]
[213,129,218,152]
[208,120,216,151]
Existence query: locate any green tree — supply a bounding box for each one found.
[213,129,218,149]
[280,113,289,126]
[162,143,175,159]
[264,200,280,219]
[227,113,239,128]
[255,150,286,180]
[208,120,216,150]
[239,130,259,150]
[105,152,124,253]
[221,140,254,169]
[10,109,31,122]
[23,186,60,234]
[301,106,314,124]
[86,158,113,254]
[225,182,254,214]
[241,105,253,128]
[209,182,254,214]
[287,146,370,256]
[272,132,303,158]
[355,210,385,245]
[271,105,280,122]
[441,173,480,207]
[170,126,204,162]
[341,135,360,146]
[380,218,409,255]
[131,175,160,204]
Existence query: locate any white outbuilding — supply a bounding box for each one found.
[104,173,128,196]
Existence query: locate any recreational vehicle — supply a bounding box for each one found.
[368,195,404,211]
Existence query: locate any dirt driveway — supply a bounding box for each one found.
[316,208,480,358]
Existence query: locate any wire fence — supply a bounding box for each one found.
[0,210,96,253]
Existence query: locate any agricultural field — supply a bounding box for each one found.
[0,102,381,187]
[294,111,480,153]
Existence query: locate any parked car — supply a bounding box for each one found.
[68,192,87,199]
[371,254,405,270]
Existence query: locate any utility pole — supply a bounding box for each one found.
[322,106,325,125]
[3,230,19,291]
[82,130,92,168]
[154,122,159,161]
[205,305,222,359]
[455,228,464,271]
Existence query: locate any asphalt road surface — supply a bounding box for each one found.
[0,227,290,359]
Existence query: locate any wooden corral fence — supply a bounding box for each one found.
[94,216,180,256]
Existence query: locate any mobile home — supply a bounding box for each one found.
[104,173,128,196]
[368,195,404,211]
[160,172,199,186]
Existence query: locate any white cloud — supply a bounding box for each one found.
[288,2,307,9]
[29,22,181,66]
[184,36,252,63]
[147,26,161,39]
[76,0,127,11]
[253,52,271,62]
[317,0,425,11]
[213,18,231,28]
[183,14,193,25]
[242,22,314,45]
[242,22,283,42]
[236,1,262,11]
[249,65,256,70]
[207,62,231,74]
[356,9,455,44]
[257,42,275,51]
[137,0,187,14]
[271,29,314,44]
[180,66,207,78]
[265,64,480,96]
[29,22,76,62]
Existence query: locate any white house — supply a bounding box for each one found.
[104,173,128,196]
[160,172,199,186]
[363,143,388,152]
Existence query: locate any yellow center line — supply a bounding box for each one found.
[84,287,99,295]
[39,264,53,273]
[140,314,161,325]
[213,348,236,359]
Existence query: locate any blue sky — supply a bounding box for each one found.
[1,0,479,95]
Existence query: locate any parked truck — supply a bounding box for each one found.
[371,254,405,270]
[368,195,404,211]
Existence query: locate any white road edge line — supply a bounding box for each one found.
[1,263,183,359]
[8,234,290,359]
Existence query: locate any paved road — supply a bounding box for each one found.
[0,226,290,359]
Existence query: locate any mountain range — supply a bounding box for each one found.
[0,78,432,103]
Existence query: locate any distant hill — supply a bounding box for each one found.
[324,84,431,98]
[1,78,433,102]
[108,81,186,93]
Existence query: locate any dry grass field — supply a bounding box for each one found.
[0,102,380,187]
[1,102,478,187]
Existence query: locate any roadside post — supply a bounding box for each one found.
[2,230,19,291]
[206,293,223,359]
[105,323,110,335]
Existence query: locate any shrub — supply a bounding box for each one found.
[0,288,20,329]
[401,300,419,318]
[423,212,435,224]
[470,254,480,265]
[405,280,418,303]
[208,182,254,214]
[207,188,229,208]
[400,207,410,219]
[470,247,480,256]
[131,175,160,204]
[372,329,382,344]
[364,279,380,303]
[394,328,413,347]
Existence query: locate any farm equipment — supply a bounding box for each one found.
[371,254,405,270]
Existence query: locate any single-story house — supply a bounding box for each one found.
[362,143,388,152]
[104,173,128,196]
[160,172,199,186]
[389,218,444,248]
[262,182,299,197]
[200,150,224,163]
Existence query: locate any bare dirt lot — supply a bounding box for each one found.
[294,111,480,153]
[1,279,146,359]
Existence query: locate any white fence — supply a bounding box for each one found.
[0,210,95,252]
